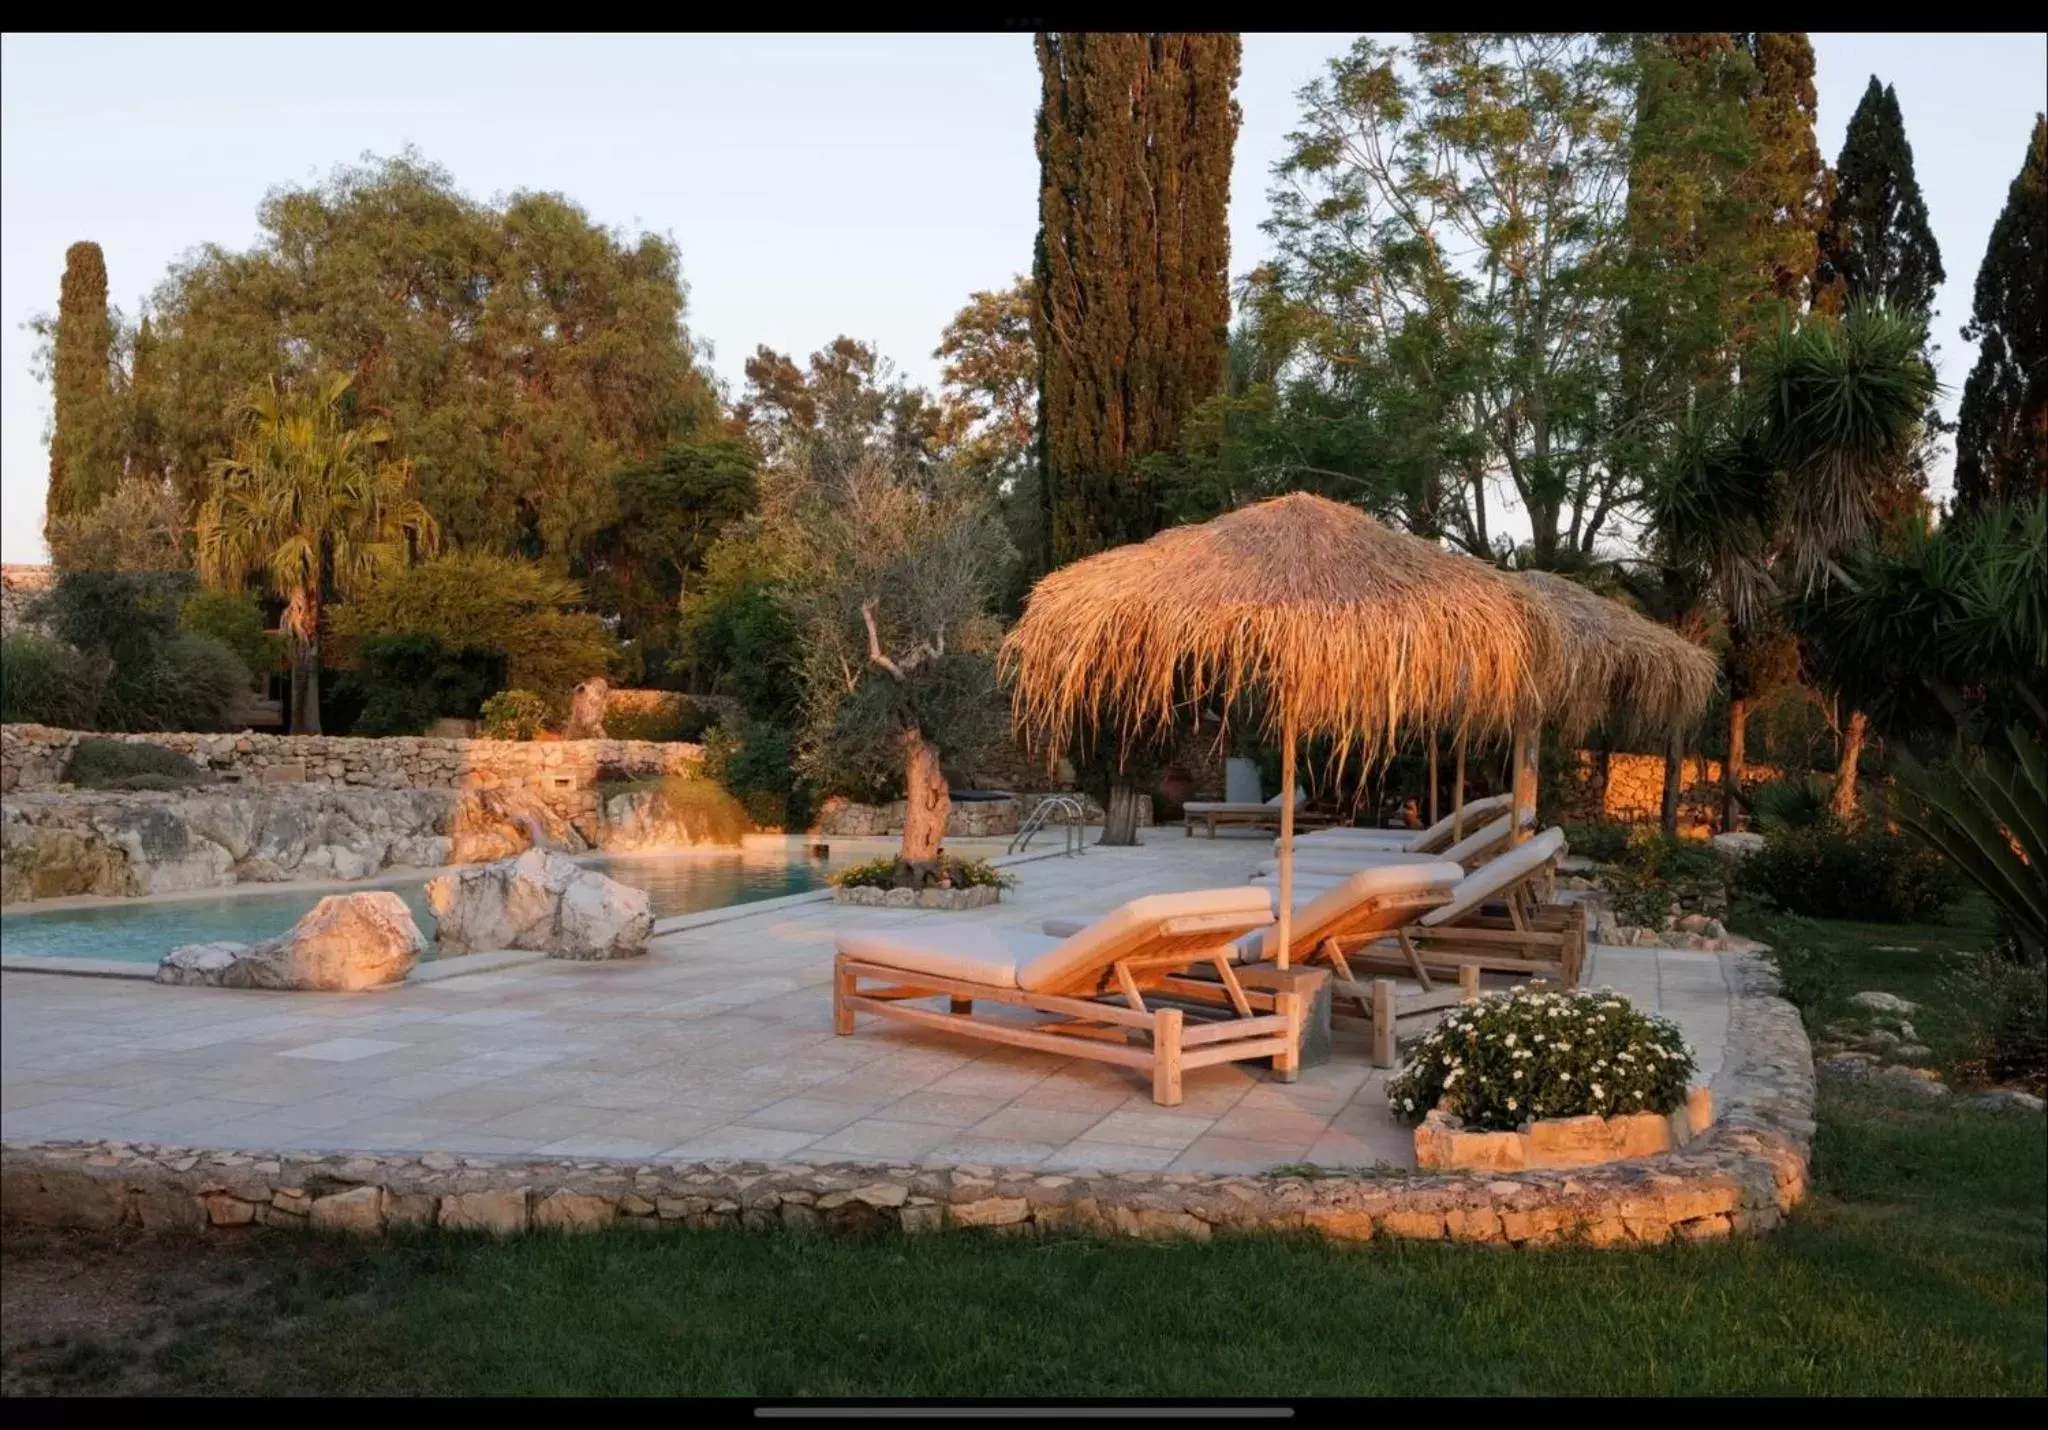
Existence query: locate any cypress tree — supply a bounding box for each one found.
[1032,32,1240,569]
[1820,78,1946,313]
[1953,116,2048,509]
[1737,33,1828,308]
[45,240,117,529]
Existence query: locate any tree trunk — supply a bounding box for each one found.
[1100,779,1143,847]
[1831,708,1868,821]
[287,639,322,736]
[1660,725,1684,837]
[898,727,950,863]
[1721,696,1748,832]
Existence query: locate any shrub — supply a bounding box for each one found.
[597,774,751,844]
[1749,775,1832,834]
[33,569,190,674]
[1943,932,2048,1095]
[329,552,619,708]
[600,699,718,744]
[94,632,251,734]
[479,690,550,741]
[831,854,1016,891]
[61,737,208,789]
[702,719,812,829]
[1387,986,1697,1132]
[0,633,109,728]
[1602,828,1728,929]
[1561,820,1630,865]
[342,633,499,737]
[1732,821,1963,923]
[179,588,275,679]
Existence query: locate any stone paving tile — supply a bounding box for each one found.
[802,1118,956,1161]
[877,1090,1014,1127]
[1038,1140,1182,1172]
[1169,1135,1317,1173]
[277,1037,413,1063]
[740,1095,889,1134]
[969,1105,1109,1145]
[920,1135,1061,1167]
[662,1125,821,1161]
[1083,1108,1217,1152]
[470,1102,618,1141]
[1,1099,136,1140]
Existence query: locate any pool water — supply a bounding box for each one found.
[0,849,844,965]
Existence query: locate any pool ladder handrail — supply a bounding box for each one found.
[1009,795,1087,857]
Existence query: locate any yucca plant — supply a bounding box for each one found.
[1894,725,2048,959]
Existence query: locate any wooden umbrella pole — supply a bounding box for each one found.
[1427,734,1439,828]
[1510,717,1538,846]
[1276,713,1296,971]
[1453,733,1466,841]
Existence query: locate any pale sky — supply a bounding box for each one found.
[3,32,2042,563]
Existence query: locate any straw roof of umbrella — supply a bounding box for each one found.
[1513,569,1719,743]
[1001,493,1563,761]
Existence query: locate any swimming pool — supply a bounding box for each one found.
[0,847,846,965]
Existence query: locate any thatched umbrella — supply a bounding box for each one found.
[1002,493,1561,968]
[1505,570,1720,837]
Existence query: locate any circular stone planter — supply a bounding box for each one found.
[1415,1087,1715,1172]
[831,885,1001,911]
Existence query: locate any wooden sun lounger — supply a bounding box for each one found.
[1289,793,1515,854]
[1048,864,1474,1072]
[834,889,1299,1106]
[1182,797,1335,837]
[1315,830,1586,1064]
[1254,810,1529,881]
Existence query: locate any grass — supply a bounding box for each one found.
[1735,893,2006,1083]
[4,902,2042,1397]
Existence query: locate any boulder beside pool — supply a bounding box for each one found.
[426,849,651,960]
[156,891,427,990]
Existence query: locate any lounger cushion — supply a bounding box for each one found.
[1251,862,1462,959]
[836,923,1058,989]
[1016,887,1273,992]
[1418,827,1566,927]
[848,888,1273,995]
[1262,812,1518,875]
[1253,846,1458,877]
[1184,794,1302,815]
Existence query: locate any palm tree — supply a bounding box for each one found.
[1649,304,1936,827]
[197,374,439,734]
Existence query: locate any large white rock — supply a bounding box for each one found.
[155,891,426,991]
[1710,831,1767,859]
[426,848,650,960]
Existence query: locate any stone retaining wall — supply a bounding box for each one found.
[1553,751,1789,833]
[1,723,701,809]
[0,953,1814,1247]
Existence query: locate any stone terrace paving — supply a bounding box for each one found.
[0,836,1733,1174]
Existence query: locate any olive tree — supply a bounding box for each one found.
[784,456,1014,863]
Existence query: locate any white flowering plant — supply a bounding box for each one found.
[1386,986,1695,1132]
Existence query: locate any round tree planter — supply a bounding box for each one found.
[1415,1087,1715,1172]
[832,885,1000,911]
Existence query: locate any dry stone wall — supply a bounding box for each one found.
[1,723,700,806]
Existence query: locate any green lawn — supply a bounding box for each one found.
[5,902,2043,1397]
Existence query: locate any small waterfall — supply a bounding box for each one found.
[515,812,554,853]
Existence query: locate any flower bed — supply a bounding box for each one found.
[832,885,999,910]
[1414,1089,1715,1171]
[1389,986,1704,1168]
